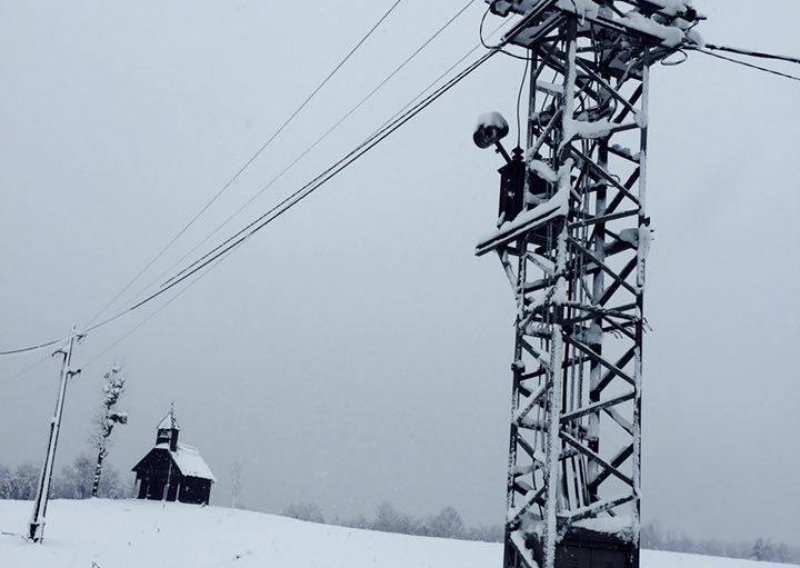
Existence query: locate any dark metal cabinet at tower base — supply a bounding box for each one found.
[554,531,638,568]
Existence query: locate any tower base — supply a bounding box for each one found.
[550,528,638,568]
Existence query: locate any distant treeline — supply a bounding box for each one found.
[641,522,797,564]
[0,454,132,500]
[282,501,502,542]
[281,502,798,564]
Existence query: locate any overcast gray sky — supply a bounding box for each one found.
[0,0,797,546]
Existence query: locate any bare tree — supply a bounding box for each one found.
[230,461,243,509]
[425,507,465,539]
[0,463,39,499]
[91,365,128,497]
[371,502,418,534]
[49,454,128,499]
[56,454,95,499]
[12,463,39,499]
[282,502,325,523]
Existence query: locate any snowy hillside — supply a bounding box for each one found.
[0,499,794,568]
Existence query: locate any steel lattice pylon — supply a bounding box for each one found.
[476,2,702,567]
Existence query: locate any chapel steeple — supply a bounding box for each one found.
[156,403,180,451]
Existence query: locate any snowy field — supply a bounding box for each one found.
[0,499,794,568]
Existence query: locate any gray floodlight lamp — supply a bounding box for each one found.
[474,111,512,162]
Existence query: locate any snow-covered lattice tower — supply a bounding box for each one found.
[474,2,702,567]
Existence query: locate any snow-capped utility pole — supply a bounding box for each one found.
[29,325,83,542]
[474,2,703,567]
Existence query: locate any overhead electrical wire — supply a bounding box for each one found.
[129,50,500,313]
[479,5,533,61]
[0,253,224,385]
[516,55,530,147]
[159,1,488,292]
[83,0,405,329]
[77,29,797,360]
[695,47,800,83]
[99,6,542,320]
[3,8,798,363]
[146,0,480,294]
[0,0,405,360]
[0,338,62,357]
[8,17,522,377]
[378,17,512,132]
[0,355,51,385]
[82,252,230,372]
[704,43,800,66]
[100,0,485,323]
[4,7,797,403]
[123,5,548,313]
[121,11,800,340]
[0,6,542,361]
[2,380,58,409]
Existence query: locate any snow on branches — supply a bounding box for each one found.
[91,365,128,497]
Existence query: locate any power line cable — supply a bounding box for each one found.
[0,338,61,357]
[33,19,521,370]
[138,7,546,309]
[2,381,56,409]
[130,50,500,312]
[0,7,526,359]
[704,43,800,66]
[151,0,481,293]
[0,255,225,401]
[84,0,404,328]
[0,0,404,357]
[9,12,798,362]
[480,5,533,61]
[0,354,50,386]
[516,55,530,147]
[155,62,487,297]
[82,251,229,372]
[695,47,800,83]
[379,17,513,129]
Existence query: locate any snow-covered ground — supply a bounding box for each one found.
[0,499,794,568]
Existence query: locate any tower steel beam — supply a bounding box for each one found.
[475,1,703,567]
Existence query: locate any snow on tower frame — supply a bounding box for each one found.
[475,1,703,568]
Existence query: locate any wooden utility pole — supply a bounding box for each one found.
[28,326,82,542]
